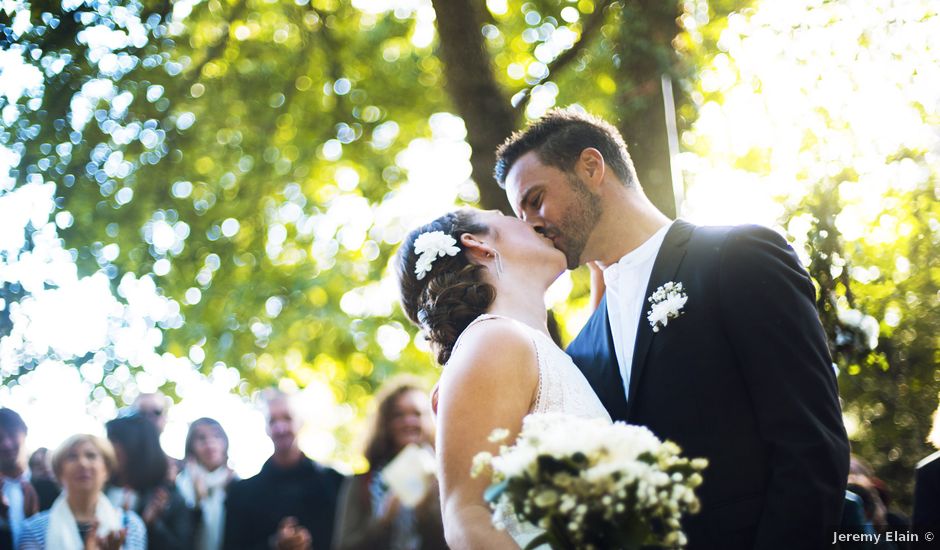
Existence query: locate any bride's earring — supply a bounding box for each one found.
[481,241,504,278]
[492,250,504,279]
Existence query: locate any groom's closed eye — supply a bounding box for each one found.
[526,192,542,210]
[519,187,543,215]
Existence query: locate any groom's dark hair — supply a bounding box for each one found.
[494,108,638,188]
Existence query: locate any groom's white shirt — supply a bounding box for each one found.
[603,221,673,401]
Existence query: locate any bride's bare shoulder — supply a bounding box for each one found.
[441,317,537,386]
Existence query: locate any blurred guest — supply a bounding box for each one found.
[132,392,182,481]
[333,377,445,550]
[131,393,171,436]
[847,482,894,549]
[0,408,41,550]
[848,456,904,549]
[19,435,146,550]
[177,418,236,550]
[26,450,51,483]
[223,390,344,550]
[914,402,940,531]
[105,415,194,549]
[839,488,875,550]
[26,449,59,513]
[849,457,885,522]
[871,478,909,550]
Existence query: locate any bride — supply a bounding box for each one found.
[396,208,611,549]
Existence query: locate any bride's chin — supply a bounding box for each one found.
[552,249,568,272]
[546,259,568,282]
[529,261,566,288]
[526,247,568,283]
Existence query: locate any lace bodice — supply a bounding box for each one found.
[453,314,612,548]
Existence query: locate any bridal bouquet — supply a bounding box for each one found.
[472,414,707,550]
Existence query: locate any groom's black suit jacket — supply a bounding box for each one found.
[567,220,849,550]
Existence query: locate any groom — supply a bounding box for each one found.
[495,109,849,549]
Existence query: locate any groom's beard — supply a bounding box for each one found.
[553,173,602,270]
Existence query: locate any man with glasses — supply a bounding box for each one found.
[132,392,184,482]
[133,392,171,434]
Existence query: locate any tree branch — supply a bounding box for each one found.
[184,0,248,89]
[513,0,616,115]
[430,0,517,212]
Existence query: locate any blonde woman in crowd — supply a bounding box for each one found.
[19,434,146,549]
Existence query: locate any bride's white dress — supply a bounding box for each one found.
[453,314,613,548]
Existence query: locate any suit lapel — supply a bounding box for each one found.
[597,296,629,418]
[625,220,695,419]
[569,294,629,420]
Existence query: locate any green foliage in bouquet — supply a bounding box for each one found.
[472,414,707,550]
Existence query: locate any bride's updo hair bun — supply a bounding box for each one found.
[397,209,495,365]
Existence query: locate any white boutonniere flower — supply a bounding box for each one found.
[414,230,461,280]
[647,281,688,333]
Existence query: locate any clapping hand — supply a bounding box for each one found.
[82,521,127,550]
[141,486,170,525]
[273,516,312,550]
[415,475,440,516]
[379,493,402,525]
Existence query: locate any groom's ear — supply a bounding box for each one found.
[576,148,606,190]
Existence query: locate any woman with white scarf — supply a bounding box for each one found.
[175,418,235,550]
[18,434,146,549]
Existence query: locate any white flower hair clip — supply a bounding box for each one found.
[414,230,461,280]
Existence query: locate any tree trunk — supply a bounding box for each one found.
[614,0,682,219]
[618,78,677,219]
[430,0,518,213]
[431,0,680,217]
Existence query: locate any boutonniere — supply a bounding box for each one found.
[647,281,688,333]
